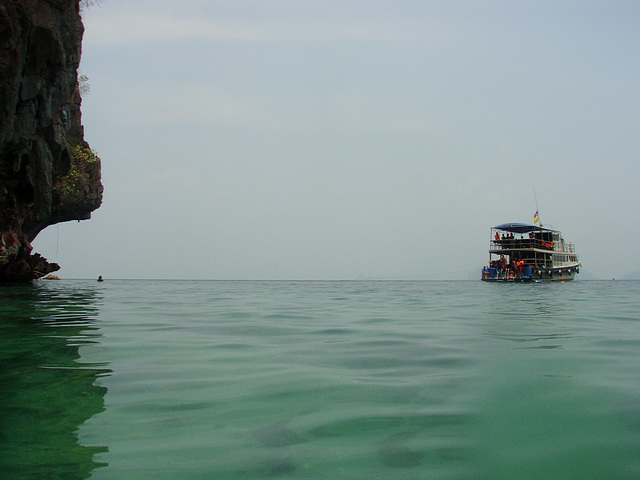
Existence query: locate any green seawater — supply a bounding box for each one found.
[1,280,640,479]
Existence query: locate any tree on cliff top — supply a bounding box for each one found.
[80,0,102,11]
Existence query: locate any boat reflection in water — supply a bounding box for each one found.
[0,282,110,480]
[481,223,581,283]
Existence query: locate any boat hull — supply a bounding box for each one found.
[481,264,579,283]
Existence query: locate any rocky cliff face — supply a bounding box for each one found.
[0,0,102,281]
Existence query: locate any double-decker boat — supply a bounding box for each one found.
[481,223,580,282]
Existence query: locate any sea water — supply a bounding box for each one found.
[1,280,640,479]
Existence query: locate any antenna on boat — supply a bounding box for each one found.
[532,184,542,227]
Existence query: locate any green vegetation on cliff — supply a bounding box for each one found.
[53,141,101,203]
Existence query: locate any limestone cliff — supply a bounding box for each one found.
[0,0,102,281]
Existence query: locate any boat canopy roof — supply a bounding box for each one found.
[493,223,558,234]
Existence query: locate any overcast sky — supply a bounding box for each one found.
[33,0,640,280]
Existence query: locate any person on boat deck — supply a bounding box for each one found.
[499,255,508,271]
[495,232,500,242]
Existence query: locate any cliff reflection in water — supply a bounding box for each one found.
[0,282,110,480]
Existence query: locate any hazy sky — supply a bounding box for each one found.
[34,0,640,280]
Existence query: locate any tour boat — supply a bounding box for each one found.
[481,223,580,282]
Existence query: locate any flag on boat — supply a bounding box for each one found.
[533,210,540,224]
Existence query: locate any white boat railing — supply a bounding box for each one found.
[491,237,576,254]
